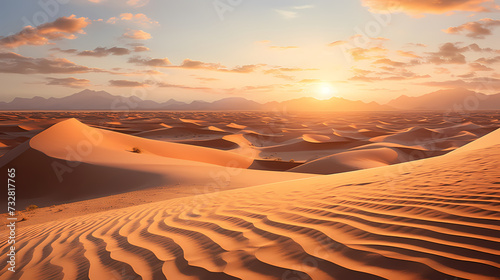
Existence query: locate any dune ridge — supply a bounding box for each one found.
[1,128,499,279]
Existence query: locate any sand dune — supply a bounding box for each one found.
[0,118,312,208]
[288,147,400,174]
[1,128,499,280]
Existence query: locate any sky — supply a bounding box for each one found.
[0,0,499,104]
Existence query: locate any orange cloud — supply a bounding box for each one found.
[46,77,90,88]
[0,15,89,48]
[348,47,387,61]
[0,52,103,74]
[107,13,158,27]
[122,29,151,40]
[444,18,500,38]
[133,46,150,52]
[362,0,498,15]
[178,59,263,73]
[397,50,421,58]
[328,40,347,47]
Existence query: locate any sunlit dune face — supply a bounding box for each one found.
[317,83,337,100]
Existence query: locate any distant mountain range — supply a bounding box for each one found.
[0,88,498,111]
[387,88,500,110]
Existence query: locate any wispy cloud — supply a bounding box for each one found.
[362,0,499,16]
[46,77,90,88]
[443,18,500,38]
[0,52,105,74]
[107,13,159,27]
[276,4,314,19]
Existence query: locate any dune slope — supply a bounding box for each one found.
[0,119,312,207]
[1,129,499,280]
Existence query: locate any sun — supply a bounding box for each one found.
[317,83,337,100]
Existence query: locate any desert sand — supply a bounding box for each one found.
[0,111,499,279]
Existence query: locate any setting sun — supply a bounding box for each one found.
[317,83,337,100]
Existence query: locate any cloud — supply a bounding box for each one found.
[133,46,150,52]
[128,56,172,67]
[0,52,103,74]
[406,43,427,47]
[458,72,476,78]
[397,50,421,58]
[467,43,497,52]
[50,47,78,54]
[426,43,468,64]
[88,0,149,6]
[122,29,151,40]
[350,66,430,82]
[469,62,494,71]
[46,77,90,88]
[275,5,313,19]
[109,79,148,87]
[155,82,212,91]
[0,15,89,48]
[195,77,220,82]
[178,59,262,73]
[126,0,149,7]
[443,18,500,38]
[276,10,297,19]
[268,45,299,50]
[373,58,408,67]
[328,40,348,47]
[298,79,322,83]
[475,56,500,64]
[350,73,430,82]
[434,67,451,74]
[361,0,499,16]
[130,57,263,73]
[107,13,158,27]
[348,47,387,61]
[78,47,130,57]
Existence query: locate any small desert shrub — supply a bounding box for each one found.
[26,205,38,211]
[131,147,142,153]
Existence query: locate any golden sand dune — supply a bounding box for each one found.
[1,129,499,279]
[0,119,312,207]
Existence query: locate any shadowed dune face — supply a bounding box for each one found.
[0,133,499,280]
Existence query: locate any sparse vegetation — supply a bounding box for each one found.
[131,147,142,153]
[26,205,38,211]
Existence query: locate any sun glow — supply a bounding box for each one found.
[317,83,337,100]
